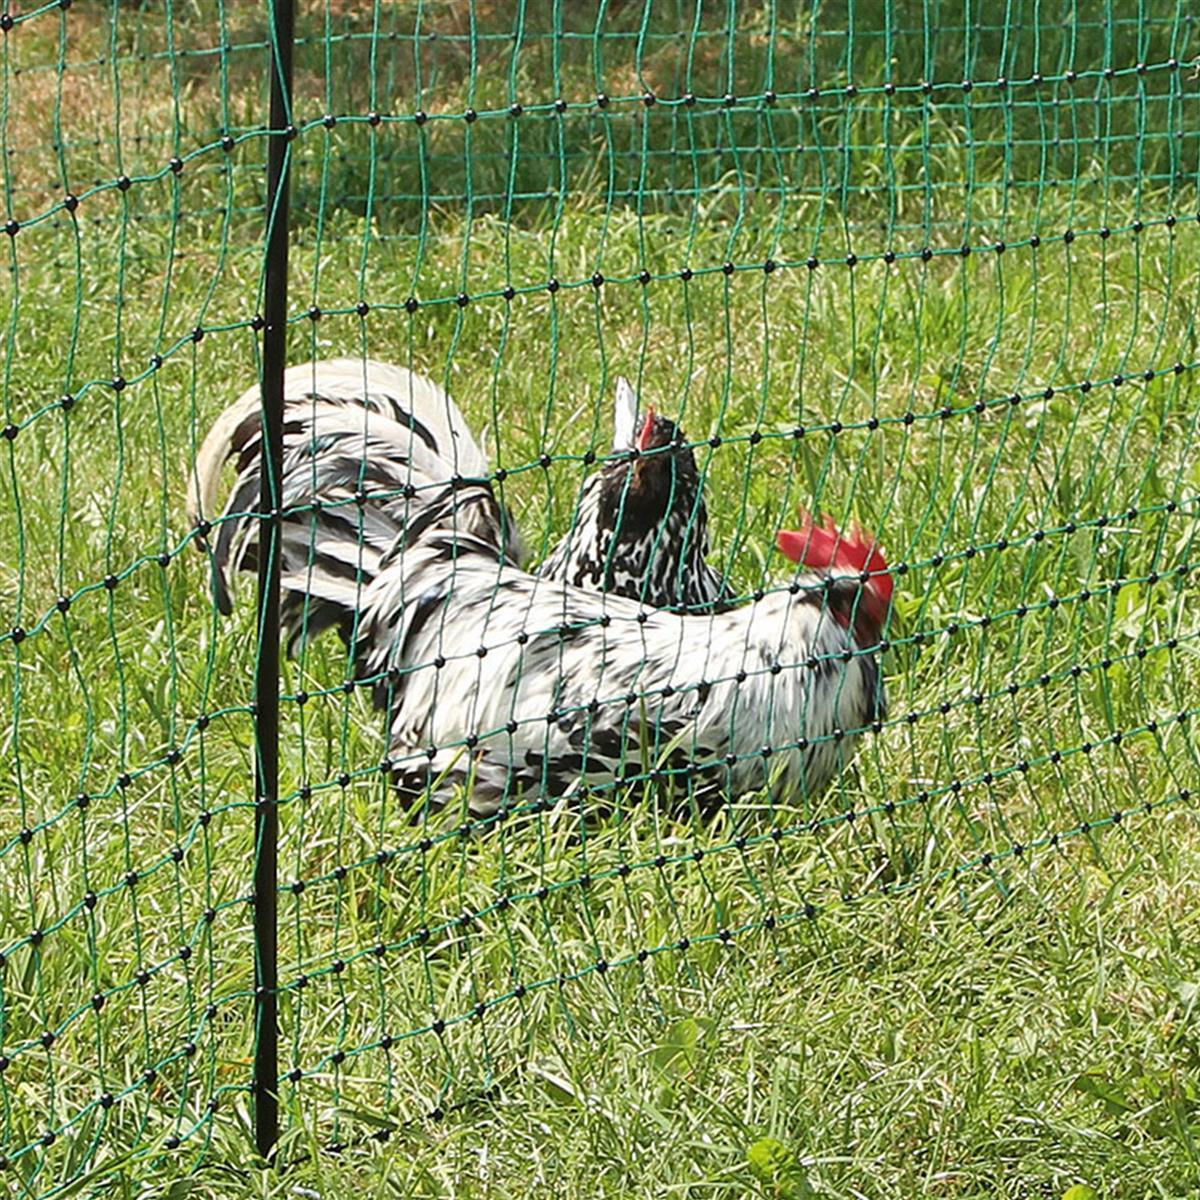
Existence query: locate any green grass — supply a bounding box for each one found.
[2,3,1200,1198]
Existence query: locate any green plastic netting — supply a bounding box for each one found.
[0,1,1198,1194]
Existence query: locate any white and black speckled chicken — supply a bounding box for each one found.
[191,358,892,817]
[538,377,727,610]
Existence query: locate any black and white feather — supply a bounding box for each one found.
[187,357,525,643]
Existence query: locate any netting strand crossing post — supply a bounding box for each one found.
[254,0,295,1163]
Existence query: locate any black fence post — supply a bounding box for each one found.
[254,0,294,1164]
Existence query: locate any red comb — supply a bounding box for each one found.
[636,407,658,451]
[777,509,893,605]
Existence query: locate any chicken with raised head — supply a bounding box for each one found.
[538,376,726,610]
